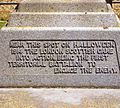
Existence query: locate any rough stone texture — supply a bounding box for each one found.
[0,27,120,87]
[17,0,108,12]
[8,12,119,27]
[0,88,120,108]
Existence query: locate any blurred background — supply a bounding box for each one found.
[0,0,120,27]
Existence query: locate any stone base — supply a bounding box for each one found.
[17,0,108,12]
[8,12,119,27]
[0,88,120,108]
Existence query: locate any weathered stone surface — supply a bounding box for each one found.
[17,0,108,12]
[0,27,120,87]
[8,12,119,27]
[0,88,120,108]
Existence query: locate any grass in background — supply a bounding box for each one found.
[0,21,7,29]
[113,4,120,19]
[0,11,10,21]
[0,11,9,29]
[0,2,18,28]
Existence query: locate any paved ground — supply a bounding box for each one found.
[0,88,119,108]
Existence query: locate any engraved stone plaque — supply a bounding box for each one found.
[8,40,119,75]
[0,27,120,87]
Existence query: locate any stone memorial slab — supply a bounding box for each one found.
[17,0,108,12]
[8,12,119,27]
[0,27,120,87]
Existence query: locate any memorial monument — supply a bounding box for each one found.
[0,0,120,107]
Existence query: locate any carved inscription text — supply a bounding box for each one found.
[8,40,119,75]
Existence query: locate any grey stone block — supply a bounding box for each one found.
[17,0,108,12]
[0,88,119,108]
[0,27,120,87]
[8,12,119,27]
